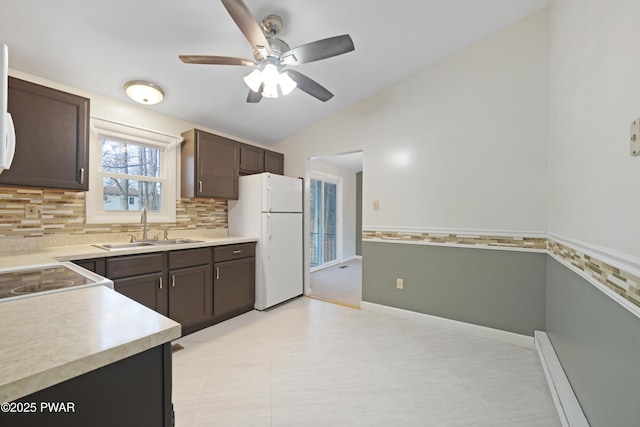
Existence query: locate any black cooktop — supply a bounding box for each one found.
[0,265,93,300]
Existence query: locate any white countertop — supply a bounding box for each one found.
[0,285,181,403]
[0,235,258,402]
[0,235,258,269]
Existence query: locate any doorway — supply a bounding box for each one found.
[306,151,363,308]
[310,176,339,271]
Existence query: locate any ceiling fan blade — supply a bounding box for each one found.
[287,70,334,102]
[246,83,263,103]
[220,0,271,59]
[281,35,354,66]
[179,55,256,66]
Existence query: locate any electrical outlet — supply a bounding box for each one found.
[396,278,404,289]
[25,204,38,218]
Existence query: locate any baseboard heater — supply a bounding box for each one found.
[534,331,590,427]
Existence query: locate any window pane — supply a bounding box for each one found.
[101,139,161,178]
[323,182,337,263]
[103,177,162,211]
[310,179,322,267]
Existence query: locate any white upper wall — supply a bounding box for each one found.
[547,0,640,257]
[275,9,549,234]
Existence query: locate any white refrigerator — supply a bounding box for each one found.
[228,173,303,310]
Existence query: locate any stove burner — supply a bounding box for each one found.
[11,280,75,294]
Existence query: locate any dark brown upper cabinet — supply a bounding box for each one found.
[181,129,239,199]
[264,149,284,175]
[1,77,90,190]
[239,143,264,175]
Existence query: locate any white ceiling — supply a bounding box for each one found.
[0,0,549,146]
[313,152,363,173]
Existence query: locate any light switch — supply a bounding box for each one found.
[373,200,380,210]
[631,118,640,157]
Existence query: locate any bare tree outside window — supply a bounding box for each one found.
[101,139,162,211]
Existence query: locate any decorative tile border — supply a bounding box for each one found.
[362,228,547,251]
[548,239,640,309]
[364,227,640,311]
[0,187,228,239]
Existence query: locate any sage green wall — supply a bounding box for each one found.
[362,242,546,336]
[546,257,640,427]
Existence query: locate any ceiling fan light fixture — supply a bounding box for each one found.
[278,71,297,95]
[243,69,263,92]
[261,63,280,87]
[124,80,164,105]
[262,82,279,98]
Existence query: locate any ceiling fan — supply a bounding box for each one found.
[179,0,355,103]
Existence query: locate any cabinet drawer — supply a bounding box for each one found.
[214,243,255,262]
[107,253,164,279]
[168,248,211,270]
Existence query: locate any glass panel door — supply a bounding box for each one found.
[310,178,338,270]
[323,182,337,265]
[310,179,322,268]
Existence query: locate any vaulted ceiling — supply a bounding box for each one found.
[0,0,549,145]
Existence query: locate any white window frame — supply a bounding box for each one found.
[86,118,181,224]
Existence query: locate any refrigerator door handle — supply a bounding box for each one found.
[266,213,272,259]
[267,186,272,212]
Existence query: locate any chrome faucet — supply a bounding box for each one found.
[141,207,148,240]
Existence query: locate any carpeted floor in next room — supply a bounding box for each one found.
[310,258,362,308]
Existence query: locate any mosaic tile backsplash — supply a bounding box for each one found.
[0,187,227,240]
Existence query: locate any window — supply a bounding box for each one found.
[310,173,342,271]
[86,118,180,224]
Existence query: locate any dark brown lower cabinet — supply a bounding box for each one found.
[213,244,256,323]
[72,243,256,335]
[169,264,212,335]
[106,253,168,317]
[1,343,173,427]
[214,257,255,318]
[113,272,168,316]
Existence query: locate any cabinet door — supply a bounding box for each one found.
[2,77,89,190]
[264,150,284,175]
[72,259,106,276]
[196,130,239,199]
[214,257,255,317]
[169,265,212,332]
[239,143,264,174]
[113,272,167,316]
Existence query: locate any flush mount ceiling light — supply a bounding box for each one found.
[124,80,164,105]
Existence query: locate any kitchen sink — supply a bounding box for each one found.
[92,242,158,250]
[152,238,202,245]
[93,239,203,250]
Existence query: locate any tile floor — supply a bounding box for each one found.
[172,297,560,426]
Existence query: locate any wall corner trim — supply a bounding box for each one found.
[360,301,534,349]
[534,331,590,427]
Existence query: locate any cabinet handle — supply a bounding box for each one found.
[159,277,163,289]
[233,250,242,254]
[79,168,85,184]
[199,181,203,193]
[216,267,220,280]
[172,275,176,287]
